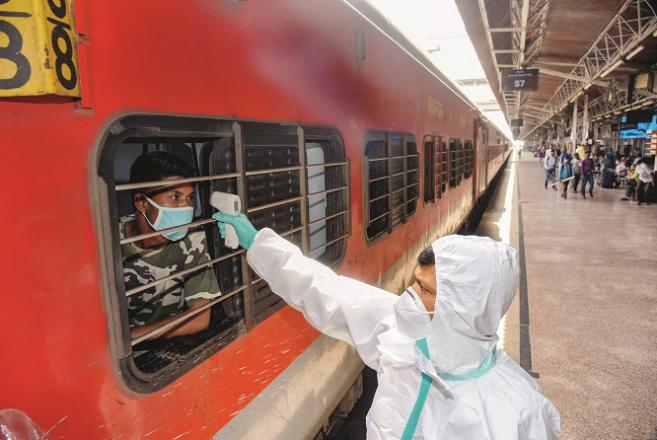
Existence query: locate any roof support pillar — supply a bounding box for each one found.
[571,97,578,149]
[581,93,589,144]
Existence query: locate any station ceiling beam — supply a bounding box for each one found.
[523,0,657,139]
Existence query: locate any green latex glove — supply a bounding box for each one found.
[212,212,258,250]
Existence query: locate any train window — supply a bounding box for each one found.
[464,140,473,179]
[424,136,446,203]
[423,137,435,204]
[97,116,350,392]
[438,139,448,195]
[449,138,459,188]
[364,131,419,242]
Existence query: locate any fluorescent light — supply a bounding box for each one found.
[600,60,624,78]
[626,45,645,60]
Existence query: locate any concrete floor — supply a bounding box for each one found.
[516,155,657,440]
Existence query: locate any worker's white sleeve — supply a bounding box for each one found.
[246,228,398,369]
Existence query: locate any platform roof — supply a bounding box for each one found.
[458,0,657,140]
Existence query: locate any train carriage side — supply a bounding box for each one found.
[0,0,509,438]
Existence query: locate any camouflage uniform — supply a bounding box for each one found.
[119,215,221,328]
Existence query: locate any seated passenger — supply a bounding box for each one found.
[120,151,220,341]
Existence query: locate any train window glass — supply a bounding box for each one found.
[364,131,418,242]
[423,137,436,204]
[98,116,350,392]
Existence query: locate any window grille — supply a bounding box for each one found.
[463,140,473,179]
[438,139,448,196]
[98,116,350,391]
[423,137,435,204]
[364,131,419,242]
[449,139,458,187]
[424,135,446,203]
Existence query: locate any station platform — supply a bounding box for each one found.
[507,155,657,440]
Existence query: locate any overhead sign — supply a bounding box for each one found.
[0,0,80,97]
[501,69,539,92]
[511,119,524,127]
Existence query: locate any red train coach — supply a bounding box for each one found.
[0,0,510,438]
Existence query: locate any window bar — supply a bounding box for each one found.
[131,286,246,346]
[298,127,309,254]
[369,192,391,204]
[369,210,391,224]
[234,121,255,330]
[306,161,348,169]
[307,210,350,227]
[120,218,217,246]
[368,174,390,184]
[116,173,242,192]
[307,185,348,197]
[246,196,305,214]
[125,249,244,297]
[244,165,302,177]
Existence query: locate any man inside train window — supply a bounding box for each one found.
[120,151,220,341]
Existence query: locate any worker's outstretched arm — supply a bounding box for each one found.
[213,213,398,369]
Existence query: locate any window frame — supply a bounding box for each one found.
[363,131,419,244]
[94,114,351,393]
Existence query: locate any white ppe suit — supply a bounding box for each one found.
[246,229,560,439]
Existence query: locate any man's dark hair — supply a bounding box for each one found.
[417,246,435,266]
[130,151,195,184]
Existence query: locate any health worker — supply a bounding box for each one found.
[213,212,560,440]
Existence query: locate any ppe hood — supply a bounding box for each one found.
[428,235,519,374]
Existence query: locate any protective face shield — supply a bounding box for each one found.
[141,196,194,241]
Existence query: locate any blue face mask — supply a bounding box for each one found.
[142,196,194,241]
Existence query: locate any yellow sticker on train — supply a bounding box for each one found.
[0,0,80,97]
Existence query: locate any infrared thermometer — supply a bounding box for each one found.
[210,191,242,249]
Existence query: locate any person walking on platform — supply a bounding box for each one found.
[635,159,654,205]
[571,153,582,193]
[212,213,561,440]
[580,152,595,199]
[544,150,557,191]
[559,155,574,199]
